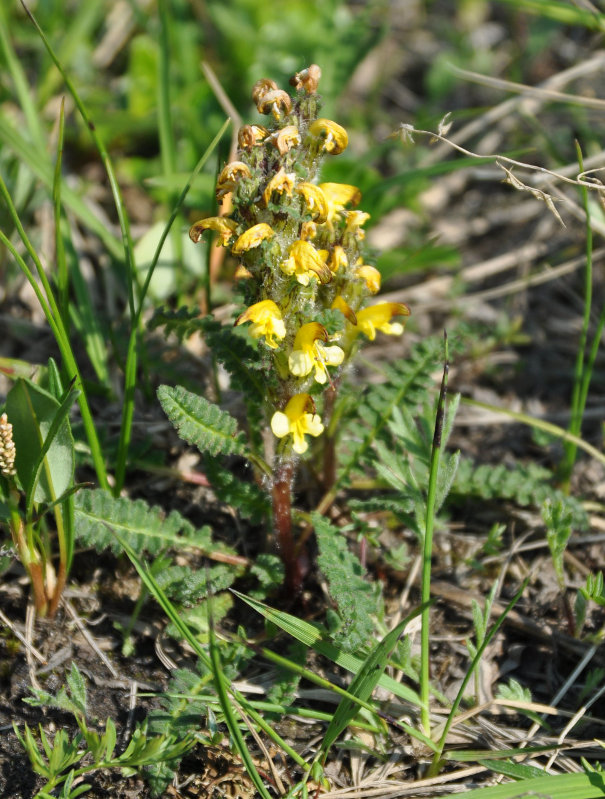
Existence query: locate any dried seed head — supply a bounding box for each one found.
[0,413,16,477]
[256,89,292,120]
[252,78,278,105]
[270,125,301,156]
[290,64,322,94]
[238,124,269,150]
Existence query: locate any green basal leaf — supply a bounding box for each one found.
[6,377,75,505]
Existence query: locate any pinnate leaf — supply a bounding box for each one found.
[158,385,246,457]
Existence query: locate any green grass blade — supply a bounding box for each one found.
[455,770,605,798]
[53,97,69,330]
[0,175,109,490]
[493,0,605,31]
[429,577,530,774]
[0,2,45,151]
[113,532,310,772]
[321,604,430,755]
[232,591,422,707]
[113,117,230,493]
[421,334,449,736]
[21,2,138,319]
[207,598,272,799]
[0,114,123,260]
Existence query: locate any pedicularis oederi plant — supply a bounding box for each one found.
[181,65,410,592]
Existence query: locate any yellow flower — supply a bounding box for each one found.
[345,210,371,239]
[328,245,348,275]
[215,161,251,201]
[235,300,286,349]
[355,264,381,294]
[232,223,275,254]
[189,216,238,246]
[308,118,348,154]
[289,323,344,384]
[263,167,296,206]
[271,393,324,454]
[319,183,361,225]
[296,182,328,224]
[355,303,411,340]
[280,240,331,286]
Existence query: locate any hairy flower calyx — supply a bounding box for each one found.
[235,300,286,349]
[270,393,324,454]
[289,323,344,384]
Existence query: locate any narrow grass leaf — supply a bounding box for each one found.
[455,770,605,798]
[321,604,429,754]
[232,591,422,707]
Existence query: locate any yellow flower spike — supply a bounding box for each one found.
[308,118,348,155]
[232,223,275,254]
[296,182,329,224]
[356,264,381,294]
[355,302,411,341]
[189,216,238,246]
[332,295,357,325]
[290,64,322,94]
[238,124,269,150]
[270,393,324,454]
[216,161,252,201]
[270,125,301,155]
[329,245,348,275]
[262,167,296,206]
[235,300,286,349]
[280,240,331,286]
[289,322,344,385]
[257,89,292,120]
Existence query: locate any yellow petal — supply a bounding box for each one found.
[232,223,275,254]
[257,89,292,119]
[356,302,410,340]
[296,182,328,224]
[189,216,238,246]
[288,349,314,377]
[332,296,357,325]
[356,265,381,294]
[308,118,348,154]
[271,411,290,439]
[263,167,296,206]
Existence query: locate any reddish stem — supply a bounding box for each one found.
[272,458,303,595]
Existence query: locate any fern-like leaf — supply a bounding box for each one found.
[313,513,380,653]
[453,460,588,529]
[337,337,445,483]
[74,488,220,556]
[158,385,246,457]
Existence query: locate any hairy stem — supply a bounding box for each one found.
[272,458,302,595]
